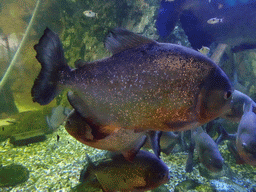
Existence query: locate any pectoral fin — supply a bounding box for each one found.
[67,91,112,140]
[121,135,147,162]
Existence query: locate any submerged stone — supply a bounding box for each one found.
[0,164,29,187]
[210,178,247,192]
[151,184,170,192]
[198,162,234,179]
[174,179,215,192]
[9,133,46,146]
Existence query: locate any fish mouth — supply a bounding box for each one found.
[211,162,223,172]
[237,141,256,165]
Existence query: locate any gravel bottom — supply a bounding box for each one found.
[1,126,255,192]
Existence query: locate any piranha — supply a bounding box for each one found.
[32,28,232,134]
[236,102,256,166]
[65,91,161,161]
[79,150,170,192]
[186,127,224,172]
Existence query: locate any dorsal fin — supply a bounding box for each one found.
[105,28,156,54]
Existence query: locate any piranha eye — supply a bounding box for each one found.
[224,90,232,100]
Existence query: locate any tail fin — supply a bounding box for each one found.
[79,154,97,183]
[32,28,71,105]
[215,124,236,145]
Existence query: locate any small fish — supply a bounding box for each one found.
[186,127,224,172]
[46,105,71,133]
[65,91,161,161]
[79,150,170,192]
[83,10,98,18]
[218,3,223,9]
[236,102,256,166]
[32,28,232,134]
[198,46,210,55]
[207,17,223,24]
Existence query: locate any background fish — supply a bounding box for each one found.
[186,127,224,172]
[83,10,98,18]
[46,105,71,133]
[79,150,170,192]
[236,102,256,166]
[198,46,210,55]
[220,90,256,122]
[156,0,256,51]
[32,28,232,134]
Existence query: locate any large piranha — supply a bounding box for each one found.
[32,28,232,136]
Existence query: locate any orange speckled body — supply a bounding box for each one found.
[66,42,232,132]
[32,28,232,133]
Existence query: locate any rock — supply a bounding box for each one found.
[210,178,247,192]
[0,164,29,187]
[174,179,215,192]
[151,184,170,192]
